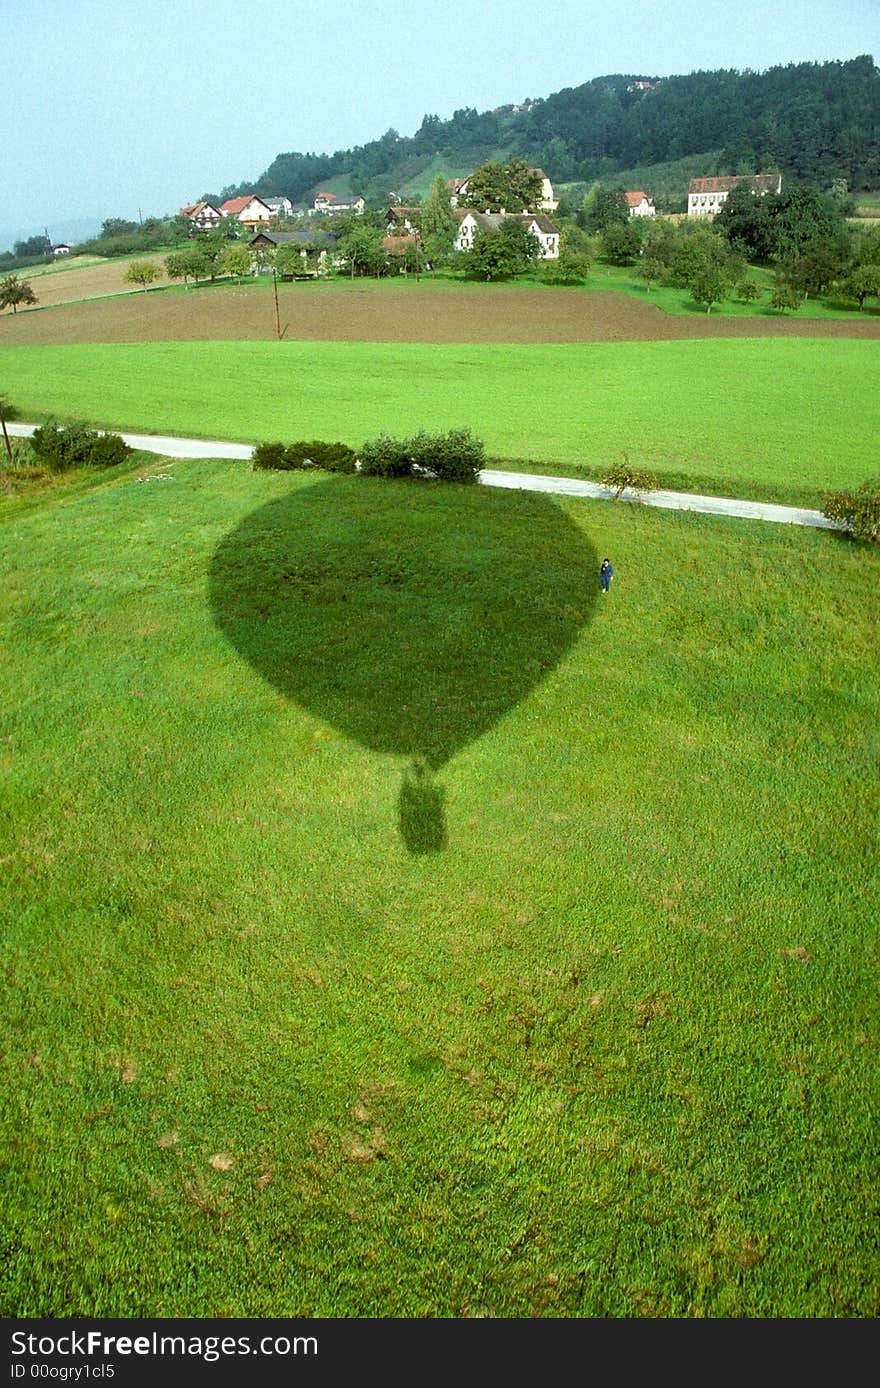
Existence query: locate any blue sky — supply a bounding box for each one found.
[1,0,877,249]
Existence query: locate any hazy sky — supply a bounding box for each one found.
[2,0,877,247]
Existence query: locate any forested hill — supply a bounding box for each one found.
[237,55,879,207]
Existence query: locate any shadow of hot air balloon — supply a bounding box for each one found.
[209,476,597,854]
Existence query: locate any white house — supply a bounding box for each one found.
[218,194,273,228]
[687,173,782,217]
[310,192,365,216]
[51,243,71,256]
[262,195,294,220]
[179,201,222,233]
[453,209,559,258]
[625,190,656,218]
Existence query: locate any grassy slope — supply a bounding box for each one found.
[1,458,878,1317]
[0,337,877,505]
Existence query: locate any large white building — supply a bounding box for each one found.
[687,173,782,217]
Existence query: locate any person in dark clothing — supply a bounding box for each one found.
[600,558,615,593]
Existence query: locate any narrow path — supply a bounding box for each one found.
[6,423,839,531]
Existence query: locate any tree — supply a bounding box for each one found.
[462,219,538,281]
[503,157,544,210]
[461,159,542,213]
[602,455,659,499]
[13,234,51,259]
[769,284,802,313]
[638,254,666,292]
[583,187,629,233]
[274,242,305,277]
[821,479,880,542]
[336,225,387,278]
[838,265,880,311]
[223,243,252,283]
[600,220,642,265]
[0,275,37,313]
[785,240,850,299]
[770,184,849,264]
[714,184,777,262]
[123,260,161,292]
[689,263,734,313]
[101,218,139,238]
[187,235,228,282]
[540,245,591,284]
[737,279,762,304]
[669,225,743,311]
[164,250,193,288]
[421,174,457,245]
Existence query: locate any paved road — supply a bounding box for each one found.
[6,423,839,531]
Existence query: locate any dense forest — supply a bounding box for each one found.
[212,56,879,208]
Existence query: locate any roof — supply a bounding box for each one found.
[520,213,559,233]
[250,229,338,246]
[180,201,220,218]
[220,194,270,216]
[387,205,422,218]
[689,174,781,195]
[625,190,651,207]
[456,209,559,235]
[383,235,418,254]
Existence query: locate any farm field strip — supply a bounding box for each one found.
[0,337,877,501]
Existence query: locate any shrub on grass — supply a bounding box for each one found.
[251,441,290,470]
[284,440,357,473]
[358,428,486,483]
[358,433,414,478]
[251,439,358,473]
[408,427,485,483]
[30,420,130,472]
[821,479,880,542]
[87,432,132,468]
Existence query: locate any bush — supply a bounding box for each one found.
[357,433,414,478]
[284,440,357,473]
[408,427,485,483]
[602,456,659,500]
[251,441,290,470]
[88,432,132,468]
[29,420,130,471]
[821,479,880,542]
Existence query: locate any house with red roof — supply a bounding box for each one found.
[218,194,273,228]
[179,201,222,233]
[687,173,782,217]
[625,191,656,218]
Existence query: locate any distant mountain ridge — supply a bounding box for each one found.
[210,55,879,210]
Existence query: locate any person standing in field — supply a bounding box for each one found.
[600,558,615,593]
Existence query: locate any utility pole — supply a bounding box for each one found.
[0,399,12,460]
[272,267,281,339]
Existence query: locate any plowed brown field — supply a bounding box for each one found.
[3,274,880,345]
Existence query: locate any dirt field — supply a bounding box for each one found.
[2,275,880,345]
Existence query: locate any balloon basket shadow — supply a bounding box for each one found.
[397,760,447,855]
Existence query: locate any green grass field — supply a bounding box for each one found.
[1,456,878,1317]
[1,337,878,506]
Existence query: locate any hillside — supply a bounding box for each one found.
[209,55,880,210]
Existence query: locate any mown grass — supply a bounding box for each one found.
[1,337,878,507]
[1,457,878,1318]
